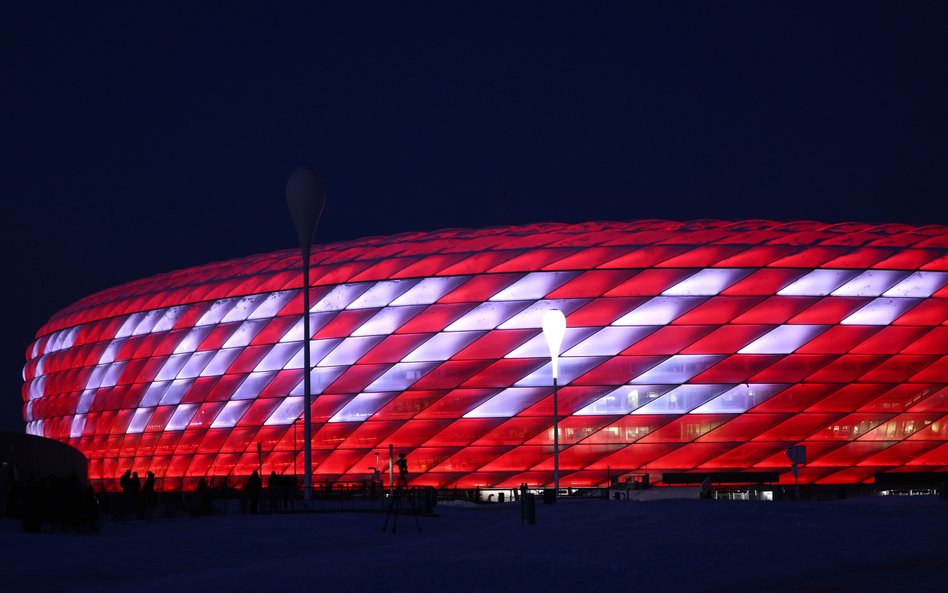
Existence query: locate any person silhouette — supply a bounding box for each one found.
[245,470,262,514]
[395,453,409,489]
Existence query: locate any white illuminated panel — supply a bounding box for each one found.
[662,268,751,296]
[739,325,827,354]
[633,384,732,414]
[328,392,397,422]
[99,339,126,365]
[630,354,723,384]
[691,383,787,414]
[28,376,46,400]
[131,309,164,336]
[155,353,192,381]
[158,378,195,406]
[404,331,484,362]
[85,365,107,390]
[248,290,297,320]
[152,306,187,332]
[352,305,425,336]
[364,361,439,392]
[139,381,170,407]
[497,299,586,329]
[200,349,242,377]
[777,269,859,296]
[264,396,304,426]
[575,385,673,415]
[882,271,948,298]
[347,279,419,309]
[115,313,145,338]
[463,387,548,418]
[210,400,251,428]
[173,326,213,354]
[286,339,342,369]
[254,343,303,372]
[613,297,705,326]
[100,361,126,388]
[506,327,596,359]
[196,298,238,326]
[278,312,335,343]
[177,350,215,379]
[489,272,577,301]
[318,336,384,367]
[831,270,908,297]
[166,404,198,430]
[221,295,266,323]
[126,408,153,434]
[563,326,655,357]
[70,414,86,438]
[841,298,922,325]
[445,301,533,331]
[514,356,607,387]
[222,319,268,348]
[232,371,276,400]
[390,276,469,306]
[312,284,371,312]
[76,389,96,414]
[289,366,346,396]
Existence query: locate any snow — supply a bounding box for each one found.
[2,495,946,593]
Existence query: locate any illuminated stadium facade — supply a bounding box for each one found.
[21,220,948,491]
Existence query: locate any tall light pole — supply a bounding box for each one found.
[542,309,566,500]
[286,167,326,501]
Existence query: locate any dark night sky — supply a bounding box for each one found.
[2,2,947,432]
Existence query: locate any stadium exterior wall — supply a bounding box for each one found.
[21,220,948,490]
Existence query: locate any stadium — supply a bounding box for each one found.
[21,220,948,491]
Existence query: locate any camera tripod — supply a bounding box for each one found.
[382,484,421,534]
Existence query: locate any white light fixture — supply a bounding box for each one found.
[542,309,567,379]
[541,308,567,499]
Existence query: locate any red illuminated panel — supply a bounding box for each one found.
[22,219,948,490]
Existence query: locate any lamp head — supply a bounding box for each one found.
[541,308,567,380]
[286,167,326,254]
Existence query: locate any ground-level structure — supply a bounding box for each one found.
[22,220,948,490]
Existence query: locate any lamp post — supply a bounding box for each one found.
[286,167,326,501]
[541,309,566,499]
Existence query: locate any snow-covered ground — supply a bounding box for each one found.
[2,495,946,593]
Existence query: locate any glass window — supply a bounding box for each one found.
[631,355,723,384]
[328,392,398,422]
[365,361,439,392]
[691,383,788,413]
[575,385,673,415]
[634,384,732,414]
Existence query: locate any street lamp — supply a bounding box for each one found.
[541,308,566,499]
[286,167,326,501]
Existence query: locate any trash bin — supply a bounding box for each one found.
[543,488,556,504]
[521,493,536,524]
